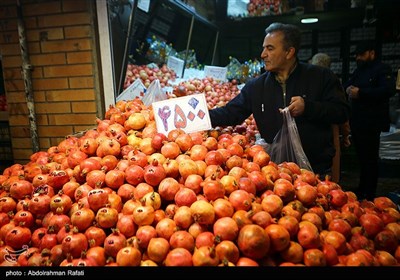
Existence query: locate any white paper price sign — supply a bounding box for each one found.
[167,56,185,78]
[116,78,146,102]
[204,65,227,81]
[152,93,211,135]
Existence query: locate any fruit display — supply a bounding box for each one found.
[124,63,259,142]
[247,0,283,17]
[226,57,264,84]
[0,67,399,267]
[144,36,201,70]
[124,63,178,89]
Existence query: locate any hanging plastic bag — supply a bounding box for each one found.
[267,107,313,171]
[141,79,168,107]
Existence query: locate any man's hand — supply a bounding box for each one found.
[287,96,305,117]
[346,85,360,99]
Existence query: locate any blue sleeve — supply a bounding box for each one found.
[360,63,396,100]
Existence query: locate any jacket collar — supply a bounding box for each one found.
[273,59,298,84]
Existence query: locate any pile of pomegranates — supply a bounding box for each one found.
[0,97,399,267]
[123,64,177,89]
[125,64,259,143]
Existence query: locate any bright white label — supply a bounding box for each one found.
[204,65,227,81]
[116,78,146,102]
[167,56,185,78]
[183,68,204,80]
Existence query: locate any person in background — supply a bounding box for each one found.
[310,52,331,69]
[209,22,350,178]
[310,52,351,147]
[310,52,351,183]
[343,40,396,200]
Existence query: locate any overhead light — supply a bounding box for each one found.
[301,18,318,24]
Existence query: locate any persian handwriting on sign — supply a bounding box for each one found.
[158,106,171,131]
[174,104,186,129]
[153,93,211,135]
[157,104,187,131]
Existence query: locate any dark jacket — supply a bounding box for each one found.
[343,60,396,132]
[209,62,350,173]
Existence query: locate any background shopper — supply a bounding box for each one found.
[343,40,396,200]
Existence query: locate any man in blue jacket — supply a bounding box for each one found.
[343,40,396,200]
[209,22,350,178]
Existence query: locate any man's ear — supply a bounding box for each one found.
[286,47,296,59]
[370,49,376,59]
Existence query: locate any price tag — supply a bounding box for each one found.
[183,68,204,80]
[152,93,211,135]
[116,78,146,102]
[167,56,185,78]
[138,0,150,12]
[204,65,227,82]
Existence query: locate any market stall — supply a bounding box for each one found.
[0,0,399,268]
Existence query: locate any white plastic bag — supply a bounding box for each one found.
[267,107,313,171]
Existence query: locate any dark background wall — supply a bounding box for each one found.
[122,0,399,83]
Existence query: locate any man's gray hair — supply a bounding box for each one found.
[311,53,331,68]
[265,22,302,55]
